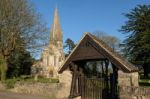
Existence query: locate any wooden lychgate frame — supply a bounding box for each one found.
[58,33,138,99]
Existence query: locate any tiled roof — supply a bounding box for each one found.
[58,33,138,73]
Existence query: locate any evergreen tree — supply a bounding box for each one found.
[7,50,33,78]
[120,5,150,77]
[64,38,76,57]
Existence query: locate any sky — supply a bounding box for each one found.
[30,0,150,43]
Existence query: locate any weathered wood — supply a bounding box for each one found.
[69,63,83,99]
[104,60,109,89]
[81,77,110,99]
[112,63,119,98]
[72,40,105,61]
[69,63,78,99]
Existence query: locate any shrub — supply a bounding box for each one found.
[4,79,17,89]
[49,78,59,83]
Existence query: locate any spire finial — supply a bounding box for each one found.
[55,5,58,13]
[49,6,62,45]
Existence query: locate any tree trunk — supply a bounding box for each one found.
[143,63,149,78]
[0,54,8,82]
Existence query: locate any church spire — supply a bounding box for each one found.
[50,7,62,44]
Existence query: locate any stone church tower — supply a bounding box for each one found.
[40,7,65,78]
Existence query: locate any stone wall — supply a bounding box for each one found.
[119,86,150,99]
[0,81,68,99]
[0,82,5,91]
[57,70,72,98]
[118,70,139,86]
[118,70,150,99]
[0,71,72,99]
[10,82,61,96]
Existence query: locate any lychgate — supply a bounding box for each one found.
[58,33,138,99]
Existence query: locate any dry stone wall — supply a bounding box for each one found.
[57,70,72,99]
[118,70,150,99]
[0,81,68,99]
[0,82,5,91]
[118,70,139,86]
[119,86,150,99]
[10,82,62,97]
[0,71,72,99]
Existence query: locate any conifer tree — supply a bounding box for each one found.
[120,5,150,77]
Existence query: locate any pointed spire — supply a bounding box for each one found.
[50,7,62,44]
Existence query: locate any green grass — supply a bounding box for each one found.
[23,77,59,83]
[2,76,59,89]
[4,78,17,89]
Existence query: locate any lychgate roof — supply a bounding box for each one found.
[58,33,138,73]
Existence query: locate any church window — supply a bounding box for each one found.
[59,57,61,62]
[47,56,49,66]
[54,56,56,66]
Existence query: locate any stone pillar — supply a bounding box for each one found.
[118,70,139,87]
[131,72,139,86]
[57,70,72,99]
[118,70,139,99]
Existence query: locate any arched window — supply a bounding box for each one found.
[47,56,49,66]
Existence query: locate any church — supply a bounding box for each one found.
[32,7,65,78]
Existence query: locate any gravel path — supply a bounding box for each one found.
[0,91,48,99]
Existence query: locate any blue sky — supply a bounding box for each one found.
[31,0,150,43]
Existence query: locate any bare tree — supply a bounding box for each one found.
[93,31,120,51]
[0,0,48,81]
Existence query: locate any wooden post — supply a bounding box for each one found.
[105,60,109,90]
[69,63,77,99]
[112,63,118,99]
[69,62,82,99]
[79,67,85,99]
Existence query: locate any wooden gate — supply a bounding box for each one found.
[81,76,115,99]
[81,78,104,99]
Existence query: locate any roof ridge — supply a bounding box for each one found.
[88,34,138,72]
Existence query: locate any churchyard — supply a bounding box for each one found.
[0,0,150,99]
